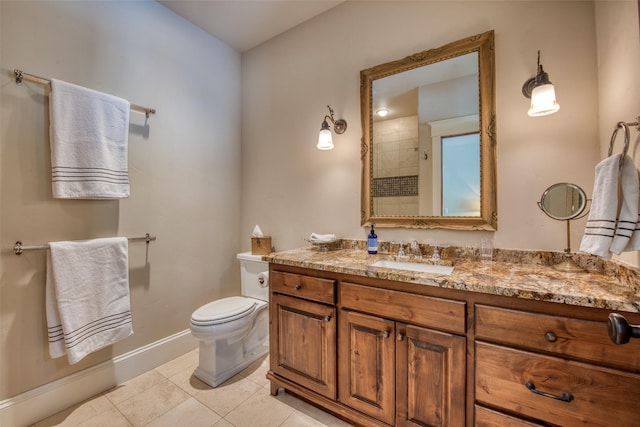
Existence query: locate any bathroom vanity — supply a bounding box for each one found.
[265,246,640,427]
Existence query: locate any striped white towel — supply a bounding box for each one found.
[46,237,132,364]
[580,154,621,258]
[580,154,640,258]
[610,155,639,254]
[49,79,131,199]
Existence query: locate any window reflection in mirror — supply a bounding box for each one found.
[441,132,480,216]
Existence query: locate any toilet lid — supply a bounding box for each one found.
[191,296,257,326]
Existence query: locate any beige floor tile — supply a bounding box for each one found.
[115,378,190,426]
[155,349,199,379]
[195,376,262,417]
[275,391,352,427]
[105,369,167,405]
[75,406,132,427]
[281,411,333,427]
[239,355,270,387]
[35,395,114,427]
[224,390,295,427]
[167,366,211,396]
[146,397,220,427]
[213,419,235,427]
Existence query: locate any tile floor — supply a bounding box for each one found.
[33,350,353,427]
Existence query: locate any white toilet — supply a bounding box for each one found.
[190,252,269,387]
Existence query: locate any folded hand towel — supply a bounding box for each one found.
[610,155,639,254]
[46,237,132,364]
[580,154,621,258]
[50,79,131,199]
[624,165,640,252]
[309,233,337,243]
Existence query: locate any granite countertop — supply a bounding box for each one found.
[265,244,640,314]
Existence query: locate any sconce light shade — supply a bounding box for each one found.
[317,105,347,150]
[317,120,334,150]
[522,51,560,117]
[528,83,560,117]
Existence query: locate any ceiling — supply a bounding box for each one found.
[158,0,345,53]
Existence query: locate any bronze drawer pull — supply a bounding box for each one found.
[545,331,557,342]
[295,284,302,291]
[324,315,332,322]
[382,330,390,338]
[525,382,573,402]
[396,333,405,341]
[607,313,640,345]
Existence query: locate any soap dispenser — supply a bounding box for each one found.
[368,224,378,254]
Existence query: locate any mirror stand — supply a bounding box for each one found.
[553,220,586,273]
[537,182,590,273]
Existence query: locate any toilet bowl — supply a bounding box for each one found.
[190,252,269,387]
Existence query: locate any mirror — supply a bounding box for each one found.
[360,30,497,230]
[538,182,587,220]
[537,182,589,273]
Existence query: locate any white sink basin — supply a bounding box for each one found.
[371,260,454,275]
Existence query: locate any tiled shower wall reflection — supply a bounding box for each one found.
[372,115,419,216]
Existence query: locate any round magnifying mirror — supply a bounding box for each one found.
[539,183,587,221]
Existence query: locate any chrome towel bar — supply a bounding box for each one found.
[13,69,156,118]
[13,233,156,255]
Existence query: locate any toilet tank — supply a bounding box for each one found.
[237,252,269,301]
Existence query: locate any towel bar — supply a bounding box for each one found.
[13,69,156,118]
[13,233,156,255]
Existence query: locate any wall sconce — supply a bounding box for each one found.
[522,50,560,117]
[317,105,347,150]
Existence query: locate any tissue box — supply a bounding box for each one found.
[251,236,272,255]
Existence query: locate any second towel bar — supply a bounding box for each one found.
[13,233,156,255]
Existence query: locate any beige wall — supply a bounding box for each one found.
[0,1,242,399]
[1,0,638,409]
[241,1,603,253]
[595,1,640,267]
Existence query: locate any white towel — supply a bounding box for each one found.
[580,154,621,258]
[610,155,639,254]
[580,154,639,258]
[46,237,132,364]
[49,79,131,199]
[624,166,640,251]
[309,233,337,243]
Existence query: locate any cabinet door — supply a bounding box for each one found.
[396,323,466,427]
[271,293,337,399]
[338,309,396,425]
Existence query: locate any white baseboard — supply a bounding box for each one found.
[0,329,196,427]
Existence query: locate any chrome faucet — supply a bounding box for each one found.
[410,240,422,259]
[431,244,441,261]
[430,243,450,261]
[397,241,405,257]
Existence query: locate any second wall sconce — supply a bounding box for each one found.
[522,50,560,117]
[317,105,347,150]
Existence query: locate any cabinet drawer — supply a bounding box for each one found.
[340,282,465,334]
[270,271,335,304]
[475,304,640,371]
[475,342,640,427]
[475,406,541,427]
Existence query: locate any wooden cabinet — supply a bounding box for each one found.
[338,282,467,426]
[395,323,466,427]
[267,263,640,427]
[338,310,396,424]
[338,310,466,427]
[475,305,640,426]
[269,271,337,399]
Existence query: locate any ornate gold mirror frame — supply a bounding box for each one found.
[361,30,497,230]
